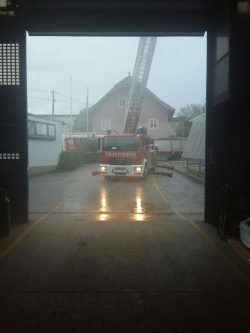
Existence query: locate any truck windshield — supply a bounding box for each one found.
[103,136,140,151]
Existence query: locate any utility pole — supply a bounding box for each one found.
[70,77,73,132]
[51,89,55,119]
[86,87,89,133]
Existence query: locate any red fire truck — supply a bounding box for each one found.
[99,37,157,179]
[100,129,157,179]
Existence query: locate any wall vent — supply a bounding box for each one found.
[0,43,20,86]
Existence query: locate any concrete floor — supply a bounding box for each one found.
[0,165,249,332]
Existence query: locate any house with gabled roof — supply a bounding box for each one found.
[90,76,176,138]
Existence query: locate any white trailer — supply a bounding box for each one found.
[154,138,187,160]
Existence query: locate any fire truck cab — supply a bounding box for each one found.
[100,130,156,179]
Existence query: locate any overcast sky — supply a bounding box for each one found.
[27,35,207,116]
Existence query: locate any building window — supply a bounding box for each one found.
[36,123,47,136]
[101,119,111,131]
[149,119,159,129]
[119,98,127,108]
[48,125,56,138]
[28,121,36,137]
[28,120,56,140]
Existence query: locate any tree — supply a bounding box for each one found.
[177,103,206,120]
[73,108,89,132]
[175,103,206,137]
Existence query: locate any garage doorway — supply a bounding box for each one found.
[27,35,206,223]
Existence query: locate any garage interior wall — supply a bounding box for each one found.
[0,26,28,224]
[205,0,250,230]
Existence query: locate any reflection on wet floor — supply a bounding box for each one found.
[29,164,204,226]
[135,196,144,214]
[98,213,111,221]
[95,186,150,222]
[56,183,203,223]
[97,187,111,221]
[100,187,109,213]
[131,190,147,222]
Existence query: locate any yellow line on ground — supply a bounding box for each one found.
[153,179,170,205]
[176,209,204,213]
[0,201,63,261]
[227,239,250,265]
[152,177,250,284]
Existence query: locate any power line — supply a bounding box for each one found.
[28,96,84,106]
[28,95,51,101]
[28,89,52,93]
[56,92,86,105]
[27,89,87,106]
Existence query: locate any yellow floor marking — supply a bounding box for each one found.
[0,201,63,261]
[153,179,170,205]
[152,177,250,284]
[176,209,204,213]
[228,239,250,265]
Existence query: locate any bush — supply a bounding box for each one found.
[56,138,99,172]
[77,138,98,154]
[77,138,99,163]
[56,150,82,172]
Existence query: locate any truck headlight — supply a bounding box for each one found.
[135,166,142,172]
[101,166,107,171]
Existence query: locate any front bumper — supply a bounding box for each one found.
[100,164,144,177]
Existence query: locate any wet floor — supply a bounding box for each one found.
[0,164,249,333]
[29,164,204,221]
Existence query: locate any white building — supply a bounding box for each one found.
[183,113,206,161]
[28,114,64,175]
[42,114,79,133]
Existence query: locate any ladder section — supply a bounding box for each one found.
[124,37,157,133]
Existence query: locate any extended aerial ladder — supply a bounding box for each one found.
[124,36,157,134]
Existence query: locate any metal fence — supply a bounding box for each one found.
[183,113,206,174]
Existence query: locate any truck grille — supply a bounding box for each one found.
[110,157,133,165]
